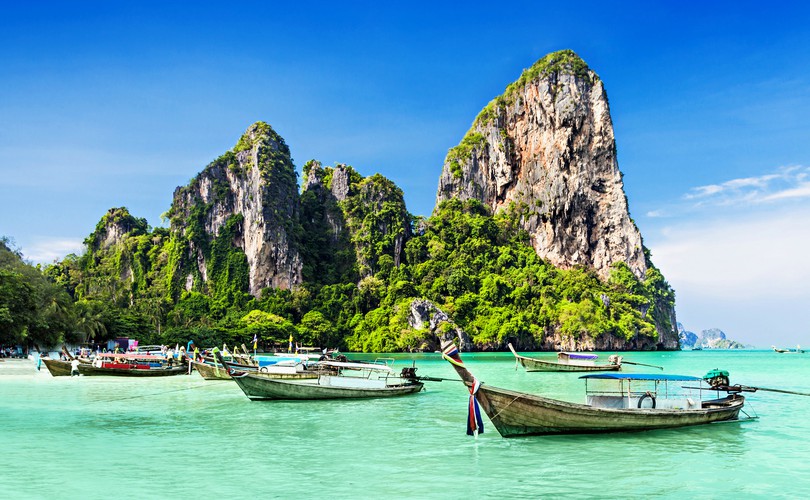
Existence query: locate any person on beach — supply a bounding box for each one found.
[70,358,80,376]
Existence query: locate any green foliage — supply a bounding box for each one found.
[0,238,76,348]
[240,309,296,346]
[445,133,486,179]
[473,49,595,131]
[207,214,250,306]
[36,113,674,353]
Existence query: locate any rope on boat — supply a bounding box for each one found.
[91,380,232,403]
[489,394,522,422]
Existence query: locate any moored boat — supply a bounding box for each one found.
[772,345,805,353]
[191,359,233,380]
[41,347,93,376]
[77,353,187,377]
[41,358,75,377]
[443,341,747,437]
[508,343,622,372]
[226,356,424,400]
[193,357,321,381]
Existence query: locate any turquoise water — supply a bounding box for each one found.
[2,350,810,499]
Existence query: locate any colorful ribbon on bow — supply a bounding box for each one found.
[467,378,484,436]
[441,343,464,367]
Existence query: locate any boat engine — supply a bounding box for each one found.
[400,367,418,380]
[608,355,622,365]
[703,369,730,388]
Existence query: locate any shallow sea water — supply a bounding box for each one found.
[2,350,810,499]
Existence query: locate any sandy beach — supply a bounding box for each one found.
[0,358,45,376]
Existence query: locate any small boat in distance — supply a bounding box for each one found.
[508,343,622,372]
[444,341,748,437]
[772,345,805,353]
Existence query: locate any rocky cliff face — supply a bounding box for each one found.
[86,207,148,252]
[408,298,472,351]
[301,161,411,280]
[169,122,302,296]
[436,50,646,281]
[678,323,699,348]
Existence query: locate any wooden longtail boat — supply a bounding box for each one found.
[192,359,233,380]
[225,355,423,400]
[772,345,805,353]
[41,346,93,376]
[41,358,75,376]
[77,353,187,377]
[192,358,321,381]
[443,341,746,437]
[508,343,621,372]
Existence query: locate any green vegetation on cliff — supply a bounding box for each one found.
[5,116,673,352]
[7,173,673,353]
[446,49,598,173]
[0,238,76,349]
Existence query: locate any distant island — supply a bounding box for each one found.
[678,323,749,349]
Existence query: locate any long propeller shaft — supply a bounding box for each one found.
[622,361,664,370]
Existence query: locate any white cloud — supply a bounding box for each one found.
[683,165,810,206]
[22,237,84,264]
[647,207,810,345]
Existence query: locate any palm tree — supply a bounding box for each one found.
[74,300,107,344]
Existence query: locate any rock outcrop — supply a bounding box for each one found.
[408,298,472,351]
[169,122,302,296]
[436,50,646,281]
[698,328,747,349]
[678,323,699,349]
[86,208,148,252]
[301,162,410,280]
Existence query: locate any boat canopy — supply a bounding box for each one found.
[580,373,702,381]
[96,353,167,360]
[559,352,598,360]
[319,361,393,373]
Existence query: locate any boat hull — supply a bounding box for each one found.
[192,360,232,380]
[77,364,188,377]
[193,360,320,380]
[517,357,621,372]
[42,359,73,376]
[232,373,423,400]
[476,384,744,437]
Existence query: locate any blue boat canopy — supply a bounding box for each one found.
[560,352,598,360]
[580,373,703,381]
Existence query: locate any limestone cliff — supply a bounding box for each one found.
[436,50,646,281]
[436,50,678,350]
[301,161,410,281]
[168,122,302,296]
[85,207,149,252]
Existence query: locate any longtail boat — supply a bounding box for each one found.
[191,359,233,380]
[772,345,805,354]
[508,343,621,372]
[41,358,75,376]
[77,353,187,377]
[41,347,92,376]
[443,341,747,437]
[222,353,423,400]
[192,357,321,381]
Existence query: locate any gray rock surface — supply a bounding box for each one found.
[171,122,302,296]
[436,51,646,281]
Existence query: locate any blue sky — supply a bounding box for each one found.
[2,1,809,345]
